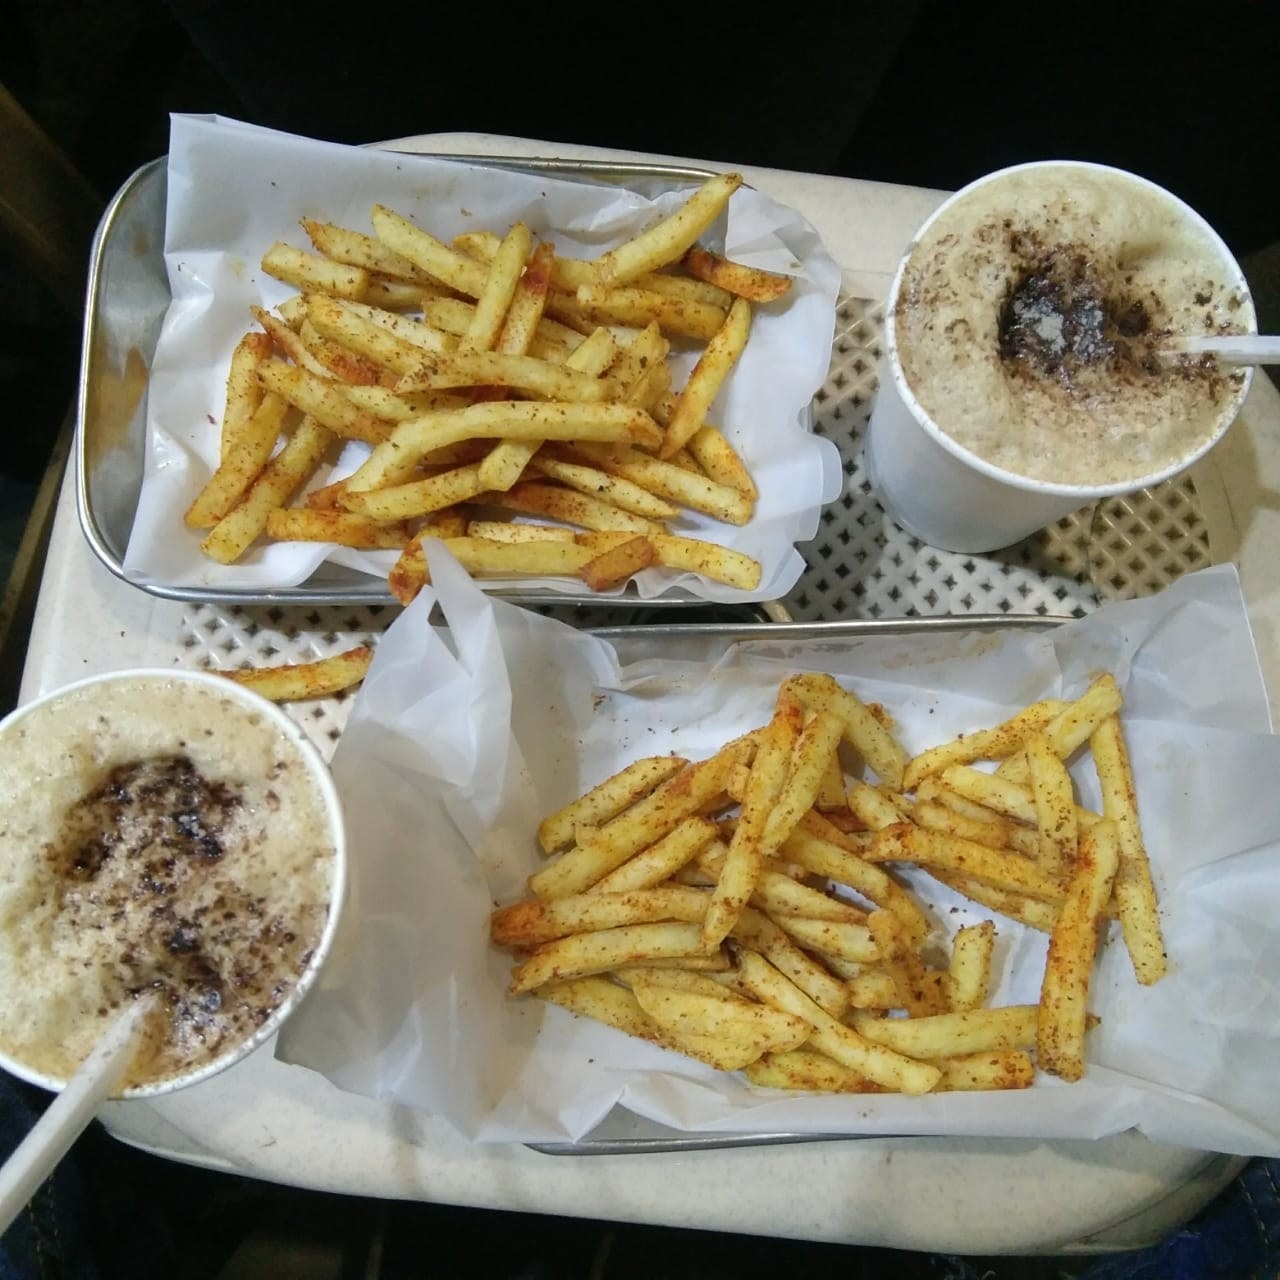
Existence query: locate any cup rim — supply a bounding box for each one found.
[882,158,1258,499]
[0,666,347,1100]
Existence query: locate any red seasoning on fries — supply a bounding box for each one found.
[185,173,802,599]
[489,671,1164,1094]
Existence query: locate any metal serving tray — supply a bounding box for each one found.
[75,153,738,609]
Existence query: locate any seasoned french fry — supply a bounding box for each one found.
[783,674,908,791]
[593,822,721,894]
[773,915,878,963]
[660,298,752,458]
[592,172,743,288]
[702,701,802,948]
[686,426,758,501]
[490,885,710,948]
[849,1006,1038,1058]
[680,246,793,303]
[536,976,666,1046]
[222,645,373,701]
[464,521,575,544]
[432,536,597,582]
[574,283,728,342]
[847,780,907,831]
[1091,715,1167,984]
[370,204,489,296]
[926,869,1062,933]
[579,535,657,592]
[346,402,662,494]
[340,464,487,521]
[1026,731,1078,879]
[306,295,445,374]
[265,508,414,549]
[302,218,437,283]
[629,980,810,1061]
[257,361,390,445]
[738,951,940,1094]
[483,481,661,535]
[730,908,849,1018]
[998,675,1125,784]
[508,922,711,995]
[539,757,690,854]
[940,765,1102,831]
[261,242,367,300]
[1037,821,1121,1080]
[529,736,756,900]
[185,392,291,529]
[946,921,997,1013]
[903,699,1069,791]
[200,417,333,564]
[531,456,678,520]
[867,823,1065,903]
[218,332,274,463]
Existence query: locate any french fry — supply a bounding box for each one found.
[529,736,755,900]
[642,534,762,592]
[1091,715,1167,984]
[252,305,340,380]
[998,675,1125,784]
[737,951,940,1095]
[184,392,291,529]
[592,172,743,288]
[302,218,437,284]
[730,908,849,1017]
[508,922,711,995]
[260,242,367,300]
[660,298,752,458]
[913,796,1039,859]
[847,779,907,831]
[593,821,722,894]
[539,757,689,853]
[305,295,445,374]
[579,535,657,592]
[702,702,802,948]
[531,456,678,520]
[200,417,333,564]
[1026,731,1078,879]
[464,521,575,544]
[265,508,414,549]
[388,535,427,605]
[370,204,489,297]
[573,283,728,342]
[939,765,1102,831]
[945,921,997,1013]
[537,976,666,1046]
[849,1006,1038,1058]
[490,885,710,948]
[432,536,598,582]
[867,823,1066,904]
[495,240,554,355]
[363,276,439,311]
[257,361,390,446]
[903,699,1069,791]
[783,673,908,791]
[937,1050,1036,1092]
[926,869,1062,933]
[483,481,661,535]
[1037,821,1121,1080]
[629,980,810,1059]
[222,645,373,701]
[563,441,756,523]
[396,350,618,402]
[773,915,878,963]
[759,711,846,851]
[686,426,758,501]
[339,464,486,522]
[346,402,662,493]
[338,384,469,421]
[296,319,384,386]
[680,246,793,303]
[867,908,944,1016]
[743,1048,878,1093]
[217,332,274,462]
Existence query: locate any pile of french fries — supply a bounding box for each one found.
[183,172,799,600]
[490,671,1166,1093]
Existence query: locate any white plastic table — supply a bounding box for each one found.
[28,132,1280,1255]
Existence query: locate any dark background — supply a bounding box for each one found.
[2,1,1277,1275]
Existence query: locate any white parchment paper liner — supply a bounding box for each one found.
[278,558,1280,1154]
[124,115,842,602]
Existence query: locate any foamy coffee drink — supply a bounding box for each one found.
[893,165,1252,488]
[0,673,340,1092]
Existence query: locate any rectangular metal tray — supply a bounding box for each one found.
[516,613,1069,1155]
[76,152,743,609]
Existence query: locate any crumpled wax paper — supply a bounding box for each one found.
[278,556,1280,1154]
[124,115,842,601]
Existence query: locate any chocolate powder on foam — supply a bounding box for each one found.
[48,751,322,1082]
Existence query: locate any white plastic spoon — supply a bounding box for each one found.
[1162,335,1280,365]
[0,994,157,1237]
